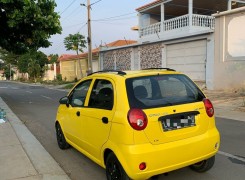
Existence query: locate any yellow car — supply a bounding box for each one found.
[55,69,220,180]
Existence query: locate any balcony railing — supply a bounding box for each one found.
[192,14,215,28]
[140,14,215,37]
[164,14,189,31]
[140,22,161,36]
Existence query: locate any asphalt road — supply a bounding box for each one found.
[0,81,245,180]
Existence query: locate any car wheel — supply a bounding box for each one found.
[55,122,70,149]
[106,153,130,180]
[190,156,215,173]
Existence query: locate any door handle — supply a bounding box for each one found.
[76,111,80,117]
[102,117,108,124]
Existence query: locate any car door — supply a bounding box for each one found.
[63,79,92,148]
[80,78,115,161]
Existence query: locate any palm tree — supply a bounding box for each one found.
[64,33,87,79]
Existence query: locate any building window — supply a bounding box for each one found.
[227,15,245,59]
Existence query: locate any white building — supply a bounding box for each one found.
[99,0,245,90]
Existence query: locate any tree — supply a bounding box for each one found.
[0,48,18,80]
[17,54,30,74]
[3,64,15,80]
[64,33,87,55]
[0,0,62,54]
[0,48,19,65]
[49,54,59,64]
[0,60,4,70]
[64,33,87,78]
[28,58,41,81]
[17,50,48,80]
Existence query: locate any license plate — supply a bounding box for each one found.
[159,111,199,131]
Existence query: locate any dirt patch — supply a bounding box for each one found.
[204,89,245,102]
[203,87,245,112]
[237,106,245,112]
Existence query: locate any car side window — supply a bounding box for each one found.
[88,79,114,110]
[69,80,92,107]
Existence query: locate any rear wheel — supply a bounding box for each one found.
[55,122,70,149]
[106,153,130,180]
[190,156,215,173]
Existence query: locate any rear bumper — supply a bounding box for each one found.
[117,128,220,180]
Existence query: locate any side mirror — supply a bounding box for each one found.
[59,96,69,107]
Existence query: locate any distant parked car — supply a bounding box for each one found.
[55,68,220,180]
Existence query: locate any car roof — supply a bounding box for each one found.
[88,69,182,79]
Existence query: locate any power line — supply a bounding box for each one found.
[77,23,88,33]
[43,39,65,55]
[92,15,136,22]
[92,12,136,21]
[92,21,135,25]
[46,25,87,55]
[62,6,81,21]
[60,0,77,15]
[91,0,103,6]
[63,22,87,29]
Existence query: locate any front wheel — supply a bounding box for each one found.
[106,153,130,180]
[55,122,70,150]
[190,156,215,173]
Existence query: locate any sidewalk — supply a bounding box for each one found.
[0,98,70,180]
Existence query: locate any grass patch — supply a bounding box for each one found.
[41,80,74,86]
[62,83,75,89]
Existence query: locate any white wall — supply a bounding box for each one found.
[213,7,245,89]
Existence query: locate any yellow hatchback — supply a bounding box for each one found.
[55,69,220,180]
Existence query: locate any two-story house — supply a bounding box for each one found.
[99,0,245,90]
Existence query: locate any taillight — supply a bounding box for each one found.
[203,98,214,117]
[127,108,148,130]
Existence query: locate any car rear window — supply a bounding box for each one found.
[126,74,205,109]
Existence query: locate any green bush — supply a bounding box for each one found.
[56,74,62,81]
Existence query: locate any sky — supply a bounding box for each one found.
[40,0,153,56]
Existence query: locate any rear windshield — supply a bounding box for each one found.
[126,74,205,109]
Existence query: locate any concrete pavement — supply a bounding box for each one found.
[0,86,244,180]
[0,97,70,180]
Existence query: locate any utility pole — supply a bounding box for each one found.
[87,0,93,73]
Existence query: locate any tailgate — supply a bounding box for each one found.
[143,102,209,145]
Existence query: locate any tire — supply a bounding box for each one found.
[190,156,215,173]
[55,122,70,149]
[106,153,130,180]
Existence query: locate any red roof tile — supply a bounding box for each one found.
[58,54,87,62]
[59,40,137,62]
[105,40,137,47]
